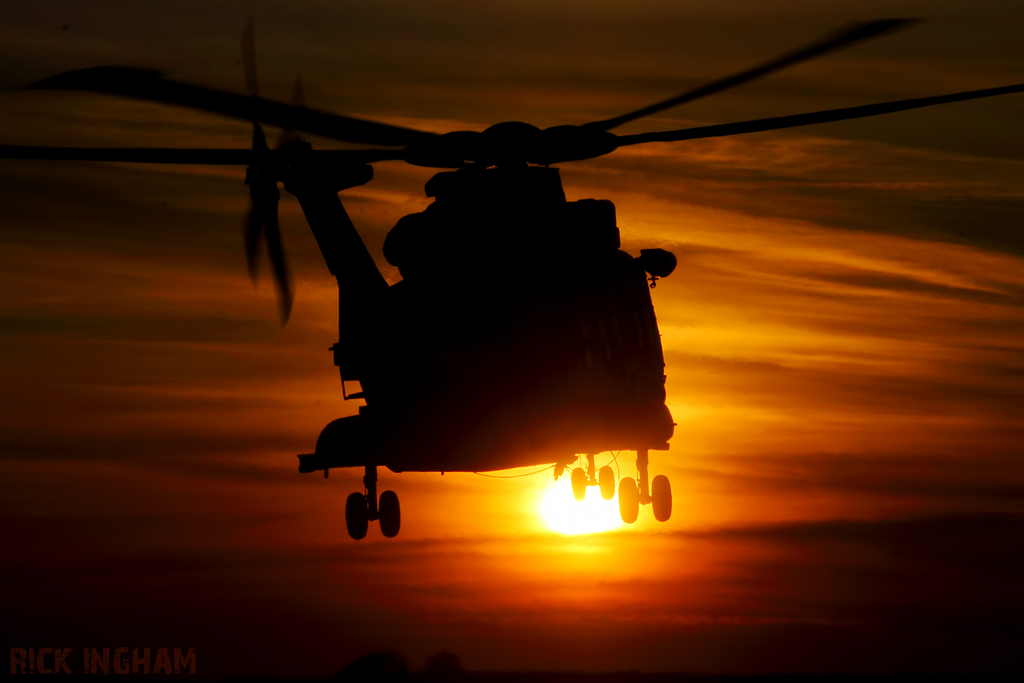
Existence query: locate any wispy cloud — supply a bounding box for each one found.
[2,0,1024,676]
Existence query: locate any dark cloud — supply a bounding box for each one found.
[683,451,1024,505]
[0,312,276,342]
[667,350,1024,423]
[6,510,1023,674]
[807,269,1024,307]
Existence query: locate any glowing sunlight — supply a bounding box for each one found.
[540,475,624,535]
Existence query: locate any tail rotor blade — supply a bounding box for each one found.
[252,120,269,152]
[241,18,258,98]
[241,18,291,325]
[263,205,293,326]
[243,203,264,283]
[277,74,305,148]
[242,19,270,155]
[244,175,291,323]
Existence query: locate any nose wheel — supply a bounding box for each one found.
[569,454,620,501]
[344,465,402,540]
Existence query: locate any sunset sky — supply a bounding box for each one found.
[2,0,1024,677]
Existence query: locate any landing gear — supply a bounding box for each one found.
[564,451,672,525]
[651,474,672,522]
[571,466,587,501]
[618,476,639,523]
[345,492,369,540]
[598,466,615,500]
[379,489,401,538]
[617,449,672,524]
[571,454,617,501]
[343,465,402,540]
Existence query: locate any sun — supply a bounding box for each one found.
[540,475,623,535]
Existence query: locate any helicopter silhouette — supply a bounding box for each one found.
[4,18,1024,539]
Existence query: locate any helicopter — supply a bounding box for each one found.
[3,18,1024,540]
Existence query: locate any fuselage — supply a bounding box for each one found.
[298,165,674,475]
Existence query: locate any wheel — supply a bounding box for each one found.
[345,492,369,540]
[379,490,401,538]
[618,477,639,524]
[651,474,672,522]
[570,467,587,501]
[598,465,615,500]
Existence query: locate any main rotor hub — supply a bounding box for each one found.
[402,122,618,168]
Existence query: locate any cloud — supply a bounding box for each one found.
[2,1,1024,676]
[6,508,1023,674]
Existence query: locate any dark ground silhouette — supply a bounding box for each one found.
[213,652,1022,683]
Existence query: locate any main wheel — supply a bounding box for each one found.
[379,490,401,538]
[651,474,672,522]
[618,477,639,524]
[570,467,587,501]
[345,492,369,540]
[598,466,615,500]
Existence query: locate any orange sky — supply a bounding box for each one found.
[2,1,1024,677]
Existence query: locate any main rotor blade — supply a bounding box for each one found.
[0,146,255,163]
[613,81,1024,147]
[28,66,436,147]
[588,18,919,132]
[0,145,406,165]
